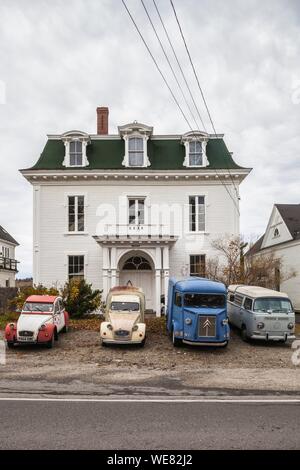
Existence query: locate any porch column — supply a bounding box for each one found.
[111,246,117,287]
[155,247,162,317]
[163,245,170,309]
[102,246,110,299]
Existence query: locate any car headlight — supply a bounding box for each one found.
[222,319,228,326]
[185,318,192,325]
[39,324,46,331]
[288,322,294,330]
[257,322,265,329]
[9,323,15,330]
[107,324,113,331]
[132,325,138,332]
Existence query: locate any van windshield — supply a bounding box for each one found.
[184,294,225,308]
[253,298,293,313]
[23,302,53,313]
[110,301,140,312]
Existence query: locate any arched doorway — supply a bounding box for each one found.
[119,251,155,311]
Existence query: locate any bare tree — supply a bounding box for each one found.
[206,235,296,289]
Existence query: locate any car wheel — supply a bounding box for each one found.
[172,329,182,347]
[7,342,15,349]
[241,326,249,342]
[46,334,55,349]
[62,324,68,333]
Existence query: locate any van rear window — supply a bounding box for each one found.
[184,294,225,308]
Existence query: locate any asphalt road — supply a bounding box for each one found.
[0,399,299,450]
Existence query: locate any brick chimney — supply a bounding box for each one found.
[96,107,109,135]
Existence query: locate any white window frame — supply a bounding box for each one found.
[64,192,88,235]
[68,254,85,281]
[188,195,206,232]
[68,195,85,233]
[122,134,150,168]
[69,141,83,166]
[188,141,203,166]
[62,132,90,168]
[182,132,209,168]
[1,246,10,259]
[128,197,145,226]
[189,254,206,277]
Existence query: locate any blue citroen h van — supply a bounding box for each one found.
[167,277,229,347]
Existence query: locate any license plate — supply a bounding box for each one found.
[18,336,34,342]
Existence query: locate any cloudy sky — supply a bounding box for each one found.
[0,0,299,278]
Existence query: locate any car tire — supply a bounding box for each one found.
[7,342,15,349]
[241,326,249,342]
[62,324,68,333]
[172,329,182,347]
[46,334,55,349]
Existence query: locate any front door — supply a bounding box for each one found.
[120,270,154,310]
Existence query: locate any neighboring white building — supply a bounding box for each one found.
[0,226,19,287]
[21,106,250,314]
[247,204,300,311]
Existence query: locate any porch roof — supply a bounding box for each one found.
[93,234,178,246]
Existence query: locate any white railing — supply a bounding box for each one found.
[103,224,171,237]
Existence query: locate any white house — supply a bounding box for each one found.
[0,225,19,287]
[246,204,300,312]
[21,106,250,314]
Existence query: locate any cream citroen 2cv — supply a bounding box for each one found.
[100,286,146,346]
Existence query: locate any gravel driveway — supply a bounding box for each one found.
[1,322,299,397]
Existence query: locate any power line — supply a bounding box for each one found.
[140,0,200,133]
[170,0,216,135]
[152,0,206,132]
[122,0,194,132]
[121,0,240,215]
[169,0,240,202]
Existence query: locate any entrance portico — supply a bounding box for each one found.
[93,234,177,316]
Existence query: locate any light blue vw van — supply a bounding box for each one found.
[166,277,230,347]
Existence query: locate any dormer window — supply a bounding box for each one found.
[70,141,83,166]
[62,131,90,168]
[128,137,144,166]
[182,131,209,168]
[119,122,152,168]
[189,141,203,166]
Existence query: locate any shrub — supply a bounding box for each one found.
[61,278,102,318]
[10,285,59,311]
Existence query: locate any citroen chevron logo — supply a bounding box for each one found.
[200,316,215,337]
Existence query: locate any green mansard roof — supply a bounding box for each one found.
[27,136,245,171]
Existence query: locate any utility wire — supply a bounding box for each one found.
[122,0,194,133]
[122,0,240,215]
[152,0,206,132]
[169,0,240,203]
[140,0,200,133]
[170,0,216,135]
